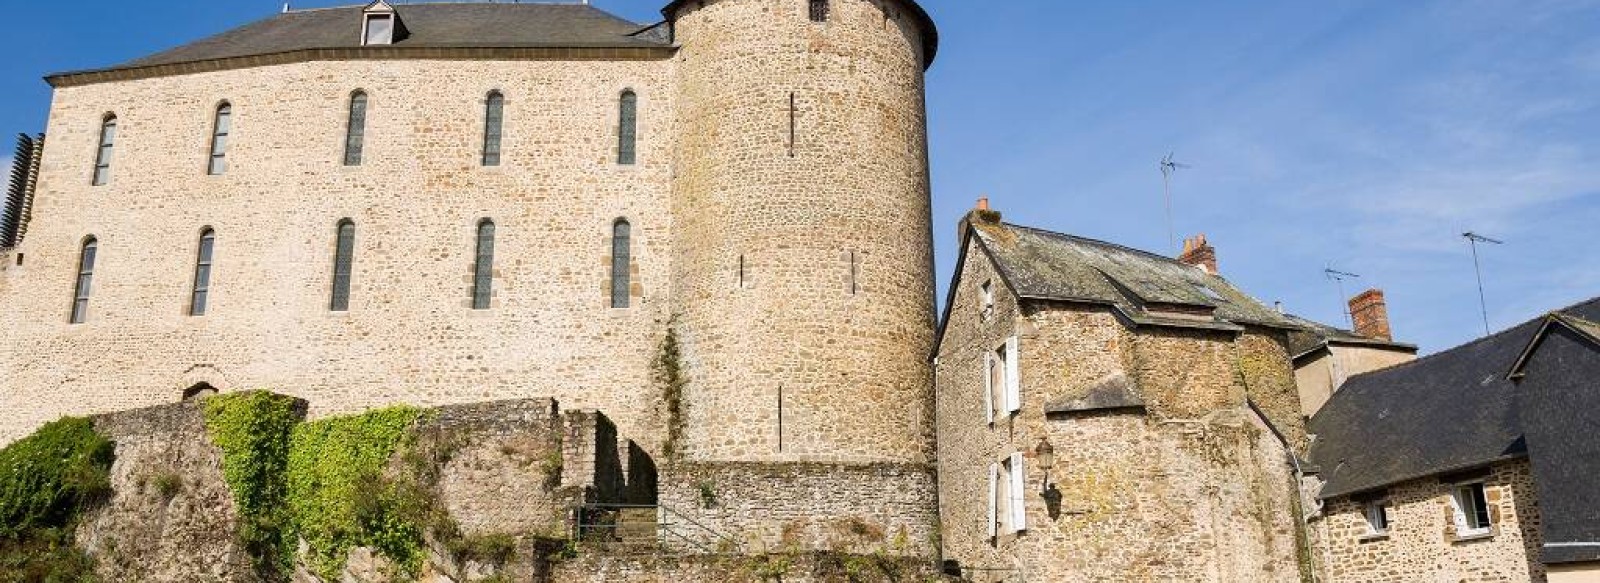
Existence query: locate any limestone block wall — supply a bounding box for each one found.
[657,461,940,557]
[0,56,676,448]
[669,0,937,464]
[1311,460,1544,583]
[935,236,1307,582]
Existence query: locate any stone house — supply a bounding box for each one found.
[933,203,1311,582]
[1305,297,1600,583]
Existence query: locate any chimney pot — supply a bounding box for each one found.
[1348,289,1394,341]
[976,196,990,211]
[1176,233,1219,275]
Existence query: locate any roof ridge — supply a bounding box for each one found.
[999,222,1197,270]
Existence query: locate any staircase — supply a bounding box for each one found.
[574,503,737,554]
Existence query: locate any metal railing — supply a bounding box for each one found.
[573,502,740,555]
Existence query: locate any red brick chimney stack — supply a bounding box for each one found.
[1349,289,1394,341]
[1177,234,1218,275]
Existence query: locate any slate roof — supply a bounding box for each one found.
[1282,312,1417,361]
[71,3,667,76]
[969,222,1303,332]
[1308,296,1600,499]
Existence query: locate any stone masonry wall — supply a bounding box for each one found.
[669,0,937,465]
[657,461,940,557]
[935,234,1307,582]
[0,55,676,449]
[550,552,953,583]
[1311,459,1544,583]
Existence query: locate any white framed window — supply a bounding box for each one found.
[1364,501,1390,536]
[1451,482,1492,537]
[984,336,1022,423]
[363,14,395,45]
[980,279,994,319]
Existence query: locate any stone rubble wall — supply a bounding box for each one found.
[549,550,954,583]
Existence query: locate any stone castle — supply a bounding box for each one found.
[3,1,1598,582]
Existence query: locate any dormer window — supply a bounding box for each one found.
[360,1,402,46]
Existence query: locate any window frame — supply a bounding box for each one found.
[482,91,505,167]
[330,219,356,312]
[362,13,395,46]
[617,90,638,166]
[190,228,216,316]
[809,0,830,22]
[472,218,495,310]
[1451,482,1493,537]
[207,103,232,175]
[1363,500,1390,536]
[70,236,98,324]
[344,91,368,166]
[610,219,632,308]
[92,115,117,186]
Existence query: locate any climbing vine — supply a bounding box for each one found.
[202,391,301,575]
[654,325,687,459]
[0,417,113,581]
[285,406,428,580]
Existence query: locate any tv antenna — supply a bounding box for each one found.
[1159,152,1191,254]
[1463,232,1504,337]
[1324,268,1361,327]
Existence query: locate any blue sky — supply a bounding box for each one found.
[2,1,1597,353]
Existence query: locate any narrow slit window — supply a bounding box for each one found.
[788,93,797,157]
[71,237,97,324]
[208,104,231,175]
[618,90,638,165]
[331,220,355,311]
[93,116,117,186]
[482,92,504,167]
[191,228,215,316]
[611,219,631,308]
[472,219,495,310]
[344,92,368,166]
[810,0,830,22]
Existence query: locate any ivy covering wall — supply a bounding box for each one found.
[0,417,114,581]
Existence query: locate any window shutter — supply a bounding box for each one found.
[983,352,995,424]
[1005,335,1022,413]
[1009,452,1027,532]
[1450,489,1468,532]
[987,463,999,538]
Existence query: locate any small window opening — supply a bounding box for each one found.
[331,220,356,311]
[618,91,638,165]
[344,92,368,166]
[364,14,395,46]
[208,103,231,175]
[1364,501,1390,536]
[1452,483,1492,537]
[482,92,504,167]
[472,219,495,310]
[738,254,746,289]
[182,383,218,402]
[849,250,858,295]
[810,0,830,22]
[980,279,994,318]
[610,219,631,308]
[788,93,797,158]
[92,116,117,186]
[191,228,215,316]
[70,237,97,324]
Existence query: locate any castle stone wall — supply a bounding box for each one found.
[0,56,676,448]
[1311,459,1544,583]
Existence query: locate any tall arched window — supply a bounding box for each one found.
[610,219,631,308]
[617,91,638,165]
[92,115,117,186]
[331,220,356,311]
[71,237,97,324]
[190,228,215,316]
[472,219,495,310]
[208,103,232,175]
[344,91,368,166]
[482,92,504,167]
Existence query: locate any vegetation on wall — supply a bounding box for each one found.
[0,417,113,582]
[654,325,688,459]
[201,391,301,575]
[285,406,429,580]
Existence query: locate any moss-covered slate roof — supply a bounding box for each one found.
[973,222,1302,331]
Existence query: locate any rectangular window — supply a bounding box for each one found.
[1452,483,1492,537]
[980,279,994,318]
[810,0,829,22]
[1364,501,1390,535]
[364,14,394,45]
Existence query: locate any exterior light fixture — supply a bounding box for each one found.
[1034,438,1055,490]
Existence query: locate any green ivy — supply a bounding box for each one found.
[286,406,427,580]
[0,417,113,582]
[654,326,687,459]
[201,391,301,576]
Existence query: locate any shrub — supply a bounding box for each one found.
[0,417,113,582]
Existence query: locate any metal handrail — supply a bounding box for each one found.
[574,502,741,555]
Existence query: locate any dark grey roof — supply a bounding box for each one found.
[1282,312,1417,361]
[1510,318,1600,565]
[971,222,1303,331]
[1044,373,1145,414]
[1308,296,1600,500]
[114,3,666,71]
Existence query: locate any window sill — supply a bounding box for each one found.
[1452,531,1495,544]
[1358,533,1390,543]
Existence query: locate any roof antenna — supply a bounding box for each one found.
[1324,267,1361,328]
[1159,152,1191,254]
[1463,231,1504,337]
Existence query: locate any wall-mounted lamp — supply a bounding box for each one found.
[1034,437,1055,491]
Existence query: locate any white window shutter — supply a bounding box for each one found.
[1009,452,1027,532]
[987,463,999,538]
[983,352,995,424]
[1450,489,1468,531]
[1005,335,1022,414]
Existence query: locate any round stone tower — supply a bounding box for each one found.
[667,0,938,465]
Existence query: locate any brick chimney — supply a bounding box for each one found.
[1177,234,1218,275]
[1349,289,1393,341]
[957,196,1002,246]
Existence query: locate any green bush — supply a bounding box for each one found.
[0,417,113,582]
[202,391,300,575]
[286,406,426,580]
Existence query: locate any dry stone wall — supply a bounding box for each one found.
[1311,459,1544,583]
